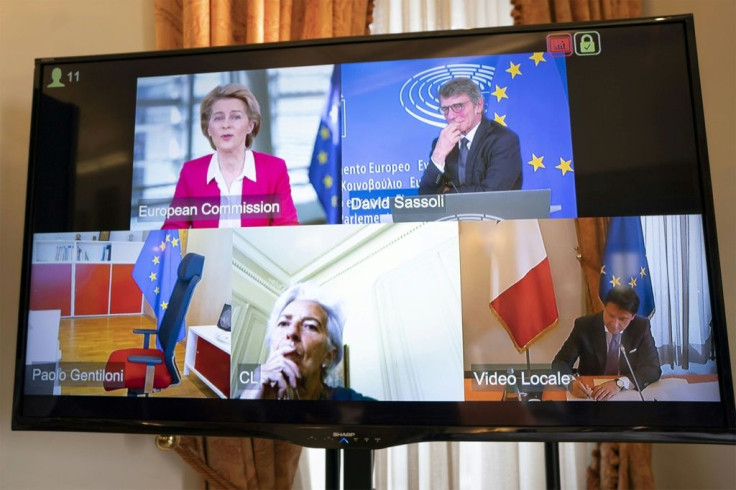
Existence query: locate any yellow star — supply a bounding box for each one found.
[160,301,168,310]
[491,85,508,102]
[323,175,333,188]
[320,125,330,140]
[493,112,507,126]
[331,195,338,207]
[149,272,157,282]
[628,277,638,288]
[528,154,545,172]
[152,256,160,265]
[318,151,328,164]
[172,238,179,247]
[154,287,160,295]
[530,52,546,66]
[165,234,171,242]
[556,157,574,176]
[640,267,647,277]
[160,241,166,251]
[600,265,606,275]
[506,61,522,79]
[610,276,621,287]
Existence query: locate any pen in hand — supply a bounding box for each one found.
[573,374,593,399]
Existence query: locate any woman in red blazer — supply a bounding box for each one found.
[163,84,299,229]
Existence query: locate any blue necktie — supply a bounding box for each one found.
[458,138,469,184]
[604,333,621,375]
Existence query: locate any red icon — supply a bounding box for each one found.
[547,34,573,57]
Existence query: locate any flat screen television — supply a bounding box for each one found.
[13,14,736,447]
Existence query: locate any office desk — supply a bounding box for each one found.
[184,325,231,398]
[464,374,719,402]
[555,374,720,402]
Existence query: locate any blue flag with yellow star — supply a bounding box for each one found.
[309,67,341,223]
[489,52,576,217]
[132,230,184,349]
[599,216,655,317]
[340,53,577,222]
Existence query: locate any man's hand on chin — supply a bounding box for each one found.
[591,380,622,401]
[432,123,461,163]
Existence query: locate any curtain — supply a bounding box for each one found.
[510,0,640,24]
[642,215,712,369]
[376,442,545,489]
[575,218,608,314]
[154,0,374,49]
[374,442,591,489]
[372,0,513,34]
[174,436,302,489]
[154,1,374,488]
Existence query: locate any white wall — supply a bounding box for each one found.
[642,1,736,488]
[460,219,585,366]
[0,1,199,489]
[185,229,233,327]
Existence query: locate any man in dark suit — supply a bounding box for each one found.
[552,286,661,401]
[419,77,522,195]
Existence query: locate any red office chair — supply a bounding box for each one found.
[103,253,204,396]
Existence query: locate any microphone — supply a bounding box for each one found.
[620,345,646,401]
[447,180,460,193]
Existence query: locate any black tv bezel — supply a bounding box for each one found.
[12,14,736,447]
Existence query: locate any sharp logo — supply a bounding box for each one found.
[399,64,495,128]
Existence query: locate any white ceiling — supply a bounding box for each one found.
[233,224,380,279]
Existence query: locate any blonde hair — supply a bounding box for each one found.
[200,83,262,150]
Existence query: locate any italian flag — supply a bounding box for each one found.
[488,219,559,351]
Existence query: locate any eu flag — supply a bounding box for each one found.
[309,67,341,224]
[489,52,577,218]
[132,230,184,349]
[340,53,577,221]
[599,217,656,317]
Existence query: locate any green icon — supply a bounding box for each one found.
[47,67,65,88]
[579,35,596,53]
[574,31,601,56]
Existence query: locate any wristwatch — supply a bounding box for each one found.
[615,377,626,390]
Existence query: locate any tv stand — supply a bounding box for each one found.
[326,448,373,490]
[545,442,561,490]
[324,443,561,489]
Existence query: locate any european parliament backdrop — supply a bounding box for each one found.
[340,53,577,223]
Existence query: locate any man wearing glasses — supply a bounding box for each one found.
[419,78,522,195]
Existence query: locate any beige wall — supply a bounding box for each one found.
[184,229,233,327]
[460,219,585,367]
[0,1,198,489]
[642,2,736,488]
[1,0,733,489]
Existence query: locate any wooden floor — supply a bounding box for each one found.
[58,315,217,398]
